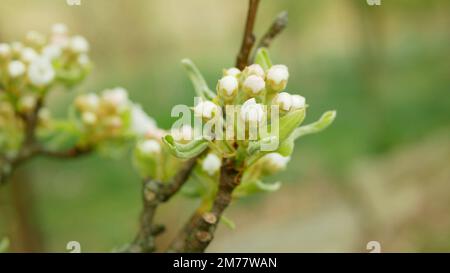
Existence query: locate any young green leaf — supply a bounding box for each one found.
[233,179,282,198]
[221,215,236,230]
[254,47,273,71]
[292,110,336,140]
[162,135,208,159]
[181,59,216,100]
[247,108,305,165]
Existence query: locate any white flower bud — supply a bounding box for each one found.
[194,100,219,119]
[8,60,26,78]
[291,95,306,110]
[25,31,46,46]
[42,44,62,60]
[263,153,290,172]
[131,104,157,136]
[0,43,11,58]
[138,139,161,155]
[202,153,221,176]
[101,87,129,110]
[38,108,51,122]
[223,67,241,77]
[75,93,99,112]
[11,42,24,54]
[266,64,289,92]
[105,116,122,129]
[18,95,37,113]
[69,35,89,53]
[52,23,68,36]
[21,47,38,63]
[171,125,193,143]
[240,98,265,123]
[81,111,97,125]
[28,57,55,86]
[243,75,265,95]
[77,54,90,66]
[218,75,239,98]
[244,64,265,78]
[273,92,292,111]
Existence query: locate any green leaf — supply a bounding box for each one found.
[247,109,305,165]
[162,135,208,159]
[181,59,216,100]
[0,237,9,253]
[38,120,81,151]
[277,108,306,143]
[234,179,282,198]
[255,180,282,192]
[254,47,272,71]
[292,110,336,140]
[221,215,236,230]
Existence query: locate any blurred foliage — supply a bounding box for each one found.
[0,0,449,252]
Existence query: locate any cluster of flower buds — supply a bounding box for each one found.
[0,23,91,94]
[0,24,92,156]
[215,62,305,126]
[163,49,335,199]
[74,87,138,142]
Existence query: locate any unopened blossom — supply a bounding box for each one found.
[291,95,306,110]
[25,31,46,46]
[240,98,264,123]
[218,75,239,99]
[18,95,37,113]
[263,153,290,172]
[38,108,51,123]
[243,75,265,95]
[81,111,97,125]
[8,60,26,78]
[101,87,129,110]
[11,42,24,54]
[69,35,89,53]
[273,92,292,111]
[202,153,221,176]
[28,57,55,86]
[273,92,306,112]
[266,64,289,92]
[75,93,100,112]
[131,104,157,136]
[77,54,90,66]
[105,116,122,129]
[51,24,69,48]
[21,47,38,63]
[223,67,241,77]
[42,44,62,60]
[0,43,11,58]
[138,139,161,155]
[172,124,193,143]
[244,64,265,78]
[51,23,68,36]
[194,100,220,119]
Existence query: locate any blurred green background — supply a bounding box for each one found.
[1,0,450,252]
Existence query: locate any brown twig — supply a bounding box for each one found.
[236,0,261,70]
[124,156,198,253]
[255,11,288,54]
[167,0,263,253]
[168,159,242,252]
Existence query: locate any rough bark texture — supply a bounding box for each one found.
[168,159,242,252]
[125,157,198,253]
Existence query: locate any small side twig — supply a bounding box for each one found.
[124,156,198,253]
[256,11,288,51]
